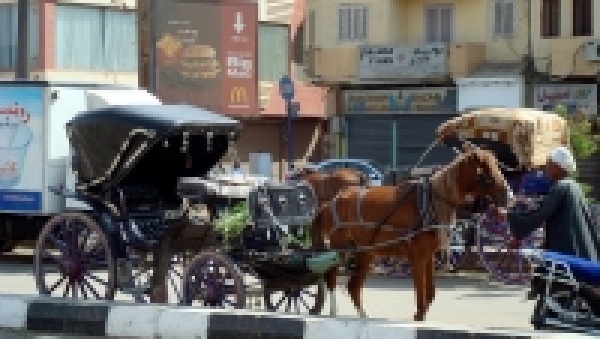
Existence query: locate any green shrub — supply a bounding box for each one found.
[554,104,599,202]
[214,201,249,242]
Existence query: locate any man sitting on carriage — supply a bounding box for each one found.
[494,146,600,262]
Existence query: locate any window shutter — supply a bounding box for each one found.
[338,7,347,41]
[361,6,368,41]
[425,7,438,43]
[503,1,514,37]
[353,7,361,40]
[440,7,452,42]
[493,0,503,37]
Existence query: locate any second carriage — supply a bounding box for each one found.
[34,103,337,314]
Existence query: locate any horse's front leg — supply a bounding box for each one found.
[410,256,427,321]
[425,253,436,310]
[347,253,370,318]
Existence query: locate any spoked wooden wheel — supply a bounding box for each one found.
[182,251,245,308]
[263,281,325,315]
[476,209,544,285]
[35,213,115,300]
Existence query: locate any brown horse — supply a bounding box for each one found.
[292,167,367,204]
[311,149,514,321]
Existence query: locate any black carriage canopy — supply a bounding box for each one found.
[67,104,241,198]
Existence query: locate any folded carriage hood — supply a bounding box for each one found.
[67,104,241,189]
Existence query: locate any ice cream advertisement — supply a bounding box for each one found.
[0,86,43,212]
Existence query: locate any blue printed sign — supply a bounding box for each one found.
[0,86,44,212]
[0,191,42,211]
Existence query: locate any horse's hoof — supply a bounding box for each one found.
[413,313,424,322]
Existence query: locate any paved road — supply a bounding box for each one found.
[0,250,535,332]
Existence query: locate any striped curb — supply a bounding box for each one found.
[0,294,593,338]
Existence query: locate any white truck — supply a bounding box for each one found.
[0,81,161,252]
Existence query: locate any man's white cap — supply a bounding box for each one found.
[548,146,576,173]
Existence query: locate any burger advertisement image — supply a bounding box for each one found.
[155,0,258,116]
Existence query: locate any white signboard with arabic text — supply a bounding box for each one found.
[358,44,447,80]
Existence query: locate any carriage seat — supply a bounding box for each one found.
[542,251,600,286]
[177,176,264,201]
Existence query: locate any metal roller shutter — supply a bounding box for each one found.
[394,113,458,168]
[346,114,393,167]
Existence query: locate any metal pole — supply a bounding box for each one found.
[286,99,294,170]
[149,0,157,93]
[16,0,29,79]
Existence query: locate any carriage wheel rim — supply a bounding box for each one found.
[35,213,115,300]
[182,252,245,308]
[476,209,543,285]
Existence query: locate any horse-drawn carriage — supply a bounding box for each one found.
[34,104,337,314]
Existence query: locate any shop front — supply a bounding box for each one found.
[342,88,458,170]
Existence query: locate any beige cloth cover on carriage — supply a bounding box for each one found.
[437,108,569,169]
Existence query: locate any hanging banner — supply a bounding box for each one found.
[155,0,258,116]
[344,88,457,113]
[534,84,597,115]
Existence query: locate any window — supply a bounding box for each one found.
[54,5,137,72]
[0,4,38,69]
[541,0,560,37]
[338,4,368,42]
[258,24,289,82]
[573,0,592,36]
[493,0,515,38]
[425,5,453,43]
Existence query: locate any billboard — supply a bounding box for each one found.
[155,0,258,116]
[0,86,43,212]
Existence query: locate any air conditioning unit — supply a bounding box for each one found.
[584,40,600,61]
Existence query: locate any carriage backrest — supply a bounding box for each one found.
[247,181,318,229]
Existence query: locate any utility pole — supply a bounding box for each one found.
[16,0,30,79]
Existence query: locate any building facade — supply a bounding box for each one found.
[0,0,138,85]
[305,0,600,182]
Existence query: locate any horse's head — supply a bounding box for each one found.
[455,149,514,207]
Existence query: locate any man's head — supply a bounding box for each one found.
[544,146,576,182]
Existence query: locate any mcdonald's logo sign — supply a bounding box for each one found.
[230,86,248,103]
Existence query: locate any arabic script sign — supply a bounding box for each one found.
[358,44,447,80]
[534,84,597,115]
[344,88,457,113]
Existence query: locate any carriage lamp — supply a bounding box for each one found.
[298,194,306,202]
[163,139,169,148]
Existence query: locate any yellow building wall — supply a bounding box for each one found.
[530,0,600,76]
[307,0,531,63]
